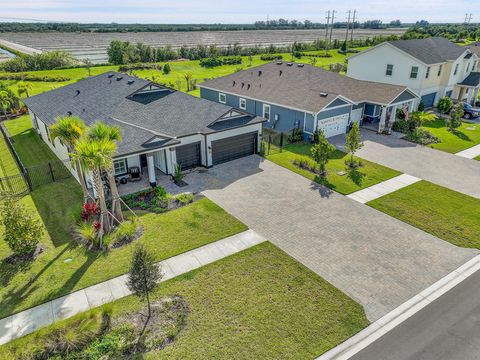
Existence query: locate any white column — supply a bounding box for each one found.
[378,106,387,133]
[146,153,156,187]
[473,87,479,105]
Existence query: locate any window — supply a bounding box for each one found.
[113,159,127,175]
[385,64,393,76]
[425,66,431,79]
[473,61,478,71]
[466,63,470,73]
[454,64,459,75]
[263,104,271,121]
[437,64,443,77]
[239,98,246,110]
[410,66,419,79]
[218,93,226,104]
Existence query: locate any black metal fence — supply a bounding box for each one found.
[0,122,73,197]
[261,127,304,156]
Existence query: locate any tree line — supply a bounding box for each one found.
[0,50,76,72]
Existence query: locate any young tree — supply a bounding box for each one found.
[17,81,32,98]
[87,122,124,223]
[345,122,363,168]
[310,129,335,177]
[127,244,162,321]
[183,72,193,92]
[50,116,89,201]
[83,58,93,76]
[446,103,464,131]
[0,195,44,256]
[0,90,13,119]
[162,63,171,75]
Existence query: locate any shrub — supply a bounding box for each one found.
[0,196,43,256]
[287,128,303,143]
[260,54,283,61]
[1,51,76,72]
[392,119,410,133]
[175,193,194,205]
[163,63,171,74]
[109,218,141,248]
[173,164,184,183]
[75,222,97,247]
[417,101,425,112]
[329,63,346,73]
[302,53,333,58]
[199,56,242,68]
[0,73,71,82]
[437,96,454,114]
[404,128,439,145]
[118,62,160,72]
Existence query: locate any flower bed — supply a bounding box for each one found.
[121,186,195,213]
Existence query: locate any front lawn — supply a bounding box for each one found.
[266,143,401,194]
[368,180,480,249]
[0,192,247,318]
[2,242,369,359]
[422,119,480,153]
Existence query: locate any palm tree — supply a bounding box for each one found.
[87,122,124,223]
[183,72,193,92]
[74,138,116,247]
[0,90,12,119]
[50,116,89,201]
[17,82,32,98]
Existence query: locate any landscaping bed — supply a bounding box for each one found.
[266,143,401,195]
[121,186,195,213]
[368,180,480,249]
[1,242,369,359]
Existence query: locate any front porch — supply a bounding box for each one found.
[361,99,416,134]
[456,72,480,105]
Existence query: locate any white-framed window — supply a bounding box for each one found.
[113,159,127,175]
[425,66,431,79]
[473,61,478,71]
[239,97,246,110]
[218,93,226,104]
[410,66,419,79]
[466,63,470,73]
[263,104,271,121]
[437,64,443,77]
[454,63,459,75]
[385,64,393,76]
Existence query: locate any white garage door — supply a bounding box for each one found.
[351,108,363,124]
[318,114,349,138]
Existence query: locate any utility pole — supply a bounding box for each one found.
[467,13,473,24]
[325,10,331,53]
[345,10,351,44]
[329,10,336,44]
[350,9,357,42]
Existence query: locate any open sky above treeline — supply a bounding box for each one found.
[0,0,477,24]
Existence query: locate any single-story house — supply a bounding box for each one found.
[23,71,265,188]
[199,61,419,138]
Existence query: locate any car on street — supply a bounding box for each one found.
[463,103,480,119]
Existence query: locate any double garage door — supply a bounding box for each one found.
[212,132,257,165]
[318,114,349,138]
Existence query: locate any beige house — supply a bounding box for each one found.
[347,37,480,107]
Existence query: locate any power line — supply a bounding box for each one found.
[0,16,64,23]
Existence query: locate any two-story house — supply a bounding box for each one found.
[347,37,480,107]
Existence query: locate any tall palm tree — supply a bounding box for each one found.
[87,122,124,223]
[0,90,12,119]
[50,116,89,201]
[74,138,116,247]
[17,82,32,98]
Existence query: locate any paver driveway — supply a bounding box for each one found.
[331,129,480,199]
[190,156,477,321]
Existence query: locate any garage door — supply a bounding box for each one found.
[176,142,201,170]
[421,92,437,108]
[212,132,257,165]
[318,114,349,138]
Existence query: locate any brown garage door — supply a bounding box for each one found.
[212,132,257,165]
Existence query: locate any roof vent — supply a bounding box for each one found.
[116,76,123,81]
[127,80,135,85]
[258,70,262,76]
[276,61,283,65]
[297,63,304,68]
[287,62,293,67]
[279,70,283,76]
[247,84,251,90]
[75,90,80,96]
[107,74,115,78]
[320,92,328,97]
[241,82,245,88]
[67,111,72,116]
[233,80,236,86]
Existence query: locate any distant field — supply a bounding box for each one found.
[0,28,406,63]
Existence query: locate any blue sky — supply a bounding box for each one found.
[0,0,478,23]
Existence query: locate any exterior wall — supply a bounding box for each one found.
[205,123,262,167]
[200,87,306,133]
[29,111,79,182]
[126,155,140,169]
[304,113,315,133]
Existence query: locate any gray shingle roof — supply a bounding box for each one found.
[458,72,480,87]
[200,62,414,113]
[387,37,467,64]
[23,71,264,158]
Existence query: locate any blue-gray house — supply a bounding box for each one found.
[200,62,418,138]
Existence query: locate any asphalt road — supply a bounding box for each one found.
[351,269,480,360]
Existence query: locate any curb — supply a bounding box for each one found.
[315,254,480,360]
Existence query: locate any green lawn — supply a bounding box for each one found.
[0,128,20,177]
[266,143,401,194]
[1,48,357,98]
[4,114,58,166]
[368,180,480,249]
[2,242,369,359]
[422,119,480,153]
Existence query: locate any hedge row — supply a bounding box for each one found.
[0,73,71,82]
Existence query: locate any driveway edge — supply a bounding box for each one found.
[315,254,480,360]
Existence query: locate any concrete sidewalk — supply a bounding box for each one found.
[0,229,265,346]
[347,174,421,204]
[456,144,480,159]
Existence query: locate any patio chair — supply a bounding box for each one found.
[129,166,141,182]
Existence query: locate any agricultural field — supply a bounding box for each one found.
[0,28,405,63]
